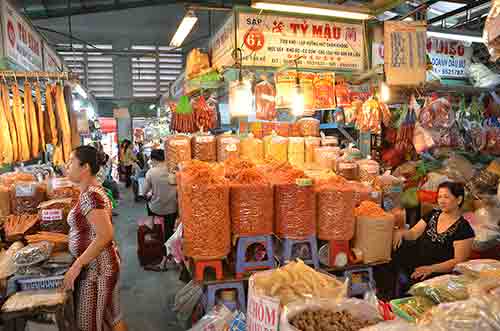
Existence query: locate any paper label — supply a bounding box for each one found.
[52,178,72,190]
[42,209,64,221]
[15,184,35,197]
[338,162,356,170]
[196,136,215,143]
[226,144,237,152]
[221,137,238,145]
[170,139,188,146]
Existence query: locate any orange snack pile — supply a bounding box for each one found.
[355,201,389,217]
[231,168,274,237]
[224,157,255,181]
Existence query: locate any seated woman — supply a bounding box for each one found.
[378,181,475,298]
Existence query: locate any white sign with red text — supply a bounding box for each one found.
[427,37,472,79]
[1,0,43,71]
[43,42,63,72]
[238,13,365,70]
[209,14,235,70]
[247,273,281,331]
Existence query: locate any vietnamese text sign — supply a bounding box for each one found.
[209,14,235,69]
[43,42,63,72]
[427,37,472,79]
[238,13,365,70]
[1,0,43,71]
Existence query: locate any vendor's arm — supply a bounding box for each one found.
[63,209,114,290]
[430,238,473,273]
[393,219,427,249]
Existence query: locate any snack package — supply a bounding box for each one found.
[313,73,336,110]
[10,181,47,215]
[454,259,500,278]
[281,299,381,331]
[304,137,321,165]
[217,134,241,162]
[37,198,72,234]
[192,133,217,162]
[357,158,380,184]
[186,48,210,80]
[188,304,235,331]
[275,71,297,109]
[255,78,277,121]
[47,177,80,203]
[314,147,340,170]
[288,137,305,168]
[297,118,320,137]
[264,135,289,162]
[240,134,265,164]
[409,274,474,304]
[166,135,192,173]
[0,241,24,279]
[337,158,359,181]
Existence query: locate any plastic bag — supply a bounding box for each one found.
[442,154,475,182]
[13,242,54,267]
[280,298,381,331]
[409,274,474,304]
[174,280,204,322]
[240,134,264,164]
[288,137,305,168]
[165,224,184,264]
[483,0,500,61]
[188,304,235,331]
[419,298,500,331]
[471,207,500,251]
[0,241,24,279]
[360,321,428,331]
[413,123,435,153]
[275,183,316,239]
[255,78,277,121]
[455,259,500,278]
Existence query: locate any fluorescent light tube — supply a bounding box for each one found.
[170,11,198,47]
[252,1,372,20]
[427,31,483,43]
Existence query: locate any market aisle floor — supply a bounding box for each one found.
[114,186,185,331]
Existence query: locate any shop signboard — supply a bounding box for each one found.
[43,42,63,72]
[427,37,472,79]
[0,0,43,71]
[237,12,365,70]
[209,14,235,70]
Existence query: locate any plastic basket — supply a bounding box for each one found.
[390,296,435,323]
[16,276,64,292]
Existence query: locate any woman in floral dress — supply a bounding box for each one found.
[63,145,128,331]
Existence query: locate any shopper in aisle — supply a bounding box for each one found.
[378,181,475,298]
[119,139,136,188]
[63,145,128,331]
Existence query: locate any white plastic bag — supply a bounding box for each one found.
[188,304,236,331]
[165,223,184,264]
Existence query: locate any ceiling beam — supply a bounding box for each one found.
[24,0,249,20]
[427,0,490,24]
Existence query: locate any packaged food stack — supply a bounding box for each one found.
[316,176,356,240]
[297,118,320,137]
[305,137,321,165]
[264,135,288,162]
[240,134,264,164]
[275,178,316,239]
[230,168,274,237]
[354,201,395,263]
[166,135,192,173]
[10,181,46,215]
[288,137,305,168]
[37,198,73,234]
[192,133,217,162]
[178,164,230,260]
[337,157,359,181]
[357,158,380,184]
[47,177,80,205]
[314,147,340,170]
[217,134,241,162]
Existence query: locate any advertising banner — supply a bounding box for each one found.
[237,12,365,70]
[427,37,472,79]
[209,14,236,69]
[1,0,43,71]
[43,42,63,72]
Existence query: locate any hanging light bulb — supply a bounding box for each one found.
[380,81,390,103]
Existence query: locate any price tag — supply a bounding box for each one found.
[226,144,238,152]
[221,137,238,145]
[52,178,72,190]
[171,140,188,147]
[15,184,35,197]
[339,163,356,170]
[197,136,215,143]
[42,209,64,222]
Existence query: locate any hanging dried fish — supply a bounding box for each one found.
[34,82,46,152]
[44,84,58,146]
[12,83,30,162]
[0,86,13,164]
[0,83,19,162]
[24,81,40,158]
[54,84,72,163]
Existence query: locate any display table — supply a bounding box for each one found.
[1,290,76,331]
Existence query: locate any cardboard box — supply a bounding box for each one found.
[354,215,395,264]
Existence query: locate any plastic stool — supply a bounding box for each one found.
[194,259,224,281]
[236,235,275,278]
[282,235,320,269]
[344,267,375,297]
[205,281,246,313]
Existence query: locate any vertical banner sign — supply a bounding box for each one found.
[209,14,236,69]
[1,0,43,71]
[238,12,364,70]
[427,37,472,79]
[43,42,63,72]
[384,21,427,86]
[247,285,281,331]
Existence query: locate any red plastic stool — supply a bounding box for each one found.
[194,259,224,281]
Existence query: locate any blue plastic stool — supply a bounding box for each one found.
[344,267,375,297]
[282,235,320,269]
[236,235,275,278]
[205,281,246,313]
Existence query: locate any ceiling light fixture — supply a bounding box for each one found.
[170,10,198,47]
[251,0,373,20]
[427,30,483,44]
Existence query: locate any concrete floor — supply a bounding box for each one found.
[16,186,186,331]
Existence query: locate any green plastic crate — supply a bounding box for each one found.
[390,296,435,323]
